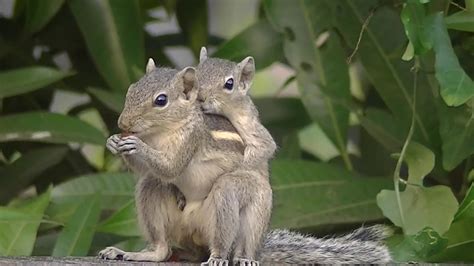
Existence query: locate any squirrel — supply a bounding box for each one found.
[197,47,275,265]
[98,58,392,264]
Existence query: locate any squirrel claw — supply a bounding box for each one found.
[234,258,259,266]
[201,257,229,266]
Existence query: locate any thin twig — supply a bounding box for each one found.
[393,58,419,232]
[347,9,375,64]
[450,1,467,11]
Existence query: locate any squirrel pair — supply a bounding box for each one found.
[98,47,392,265]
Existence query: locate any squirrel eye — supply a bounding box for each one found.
[224,78,234,90]
[154,94,168,107]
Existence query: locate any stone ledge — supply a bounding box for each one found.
[0,257,198,265]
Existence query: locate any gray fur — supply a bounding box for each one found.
[197,55,276,264]
[100,59,392,264]
[261,227,392,264]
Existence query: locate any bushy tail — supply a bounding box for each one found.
[260,225,392,264]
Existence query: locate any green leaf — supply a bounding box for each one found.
[0,67,73,98]
[176,0,207,57]
[431,217,474,262]
[52,195,101,256]
[335,1,439,148]
[52,173,135,209]
[24,0,64,34]
[97,200,140,237]
[401,0,431,55]
[439,103,474,170]
[275,133,301,160]
[454,183,474,221]
[427,13,474,106]
[213,19,284,71]
[377,186,458,235]
[87,87,124,113]
[270,160,391,229]
[265,0,352,170]
[298,123,339,162]
[0,112,105,145]
[358,108,405,152]
[389,227,448,262]
[404,142,435,185]
[0,147,68,204]
[0,188,51,256]
[445,11,474,32]
[377,143,457,235]
[69,0,145,92]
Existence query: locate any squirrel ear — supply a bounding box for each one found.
[177,67,198,102]
[237,56,255,92]
[146,58,156,74]
[199,47,208,63]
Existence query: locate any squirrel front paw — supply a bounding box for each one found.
[117,135,145,155]
[106,134,121,155]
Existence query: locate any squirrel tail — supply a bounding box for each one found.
[260,225,393,264]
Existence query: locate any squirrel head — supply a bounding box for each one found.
[118,59,199,135]
[197,47,255,115]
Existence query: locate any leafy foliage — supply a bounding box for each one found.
[0,0,473,262]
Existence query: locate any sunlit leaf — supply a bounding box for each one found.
[0,188,51,256]
[445,10,474,32]
[52,173,135,209]
[271,160,391,229]
[97,200,140,237]
[0,67,72,98]
[427,13,474,106]
[0,112,105,145]
[52,195,101,256]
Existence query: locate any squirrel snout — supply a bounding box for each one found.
[117,115,131,131]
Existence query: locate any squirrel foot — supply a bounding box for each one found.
[98,246,125,260]
[201,257,229,266]
[233,258,259,266]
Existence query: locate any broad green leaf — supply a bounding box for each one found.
[213,19,284,71]
[176,0,207,56]
[69,0,144,92]
[445,11,474,32]
[377,143,457,235]
[454,183,474,221]
[24,0,64,34]
[275,133,301,160]
[0,112,105,145]
[431,217,474,262]
[439,103,474,170]
[0,147,68,204]
[359,108,405,152]
[404,142,435,185]
[401,0,431,55]
[0,188,51,256]
[270,160,391,229]
[0,208,42,223]
[389,227,448,262]
[254,98,311,130]
[87,87,124,113]
[265,0,352,169]
[427,13,474,106]
[52,173,135,209]
[0,67,72,98]
[335,1,439,148]
[52,195,101,256]
[97,200,140,236]
[377,185,458,235]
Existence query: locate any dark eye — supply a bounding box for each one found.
[224,78,234,90]
[154,94,168,107]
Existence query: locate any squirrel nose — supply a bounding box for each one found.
[117,115,130,131]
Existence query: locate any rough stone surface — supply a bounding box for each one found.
[0,257,198,266]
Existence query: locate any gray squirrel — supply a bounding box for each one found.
[98,56,392,264]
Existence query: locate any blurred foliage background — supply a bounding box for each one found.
[0,0,473,262]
